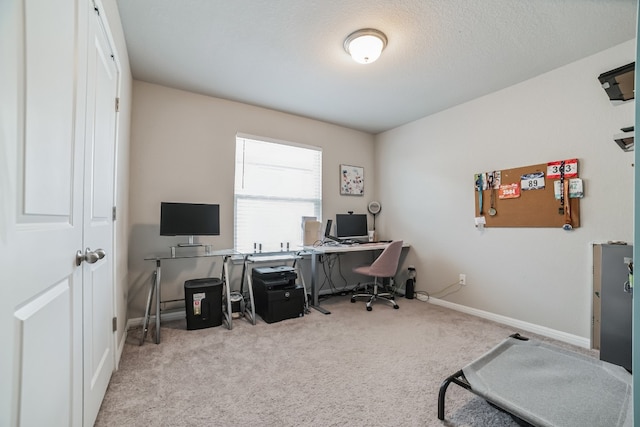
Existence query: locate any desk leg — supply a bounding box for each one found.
[222,256,233,330]
[154,259,161,344]
[242,259,256,325]
[246,270,256,324]
[296,264,310,314]
[140,268,157,345]
[310,252,330,315]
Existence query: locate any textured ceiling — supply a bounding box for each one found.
[116,0,637,134]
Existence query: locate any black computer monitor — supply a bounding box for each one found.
[335,214,368,239]
[160,202,220,246]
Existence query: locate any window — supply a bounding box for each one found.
[234,135,322,253]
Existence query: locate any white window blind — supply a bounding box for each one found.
[234,135,322,253]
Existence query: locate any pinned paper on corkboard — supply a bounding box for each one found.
[474,160,581,228]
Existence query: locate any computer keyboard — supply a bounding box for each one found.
[343,238,368,244]
[321,238,393,247]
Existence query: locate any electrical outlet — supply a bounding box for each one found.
[459,274,466,286]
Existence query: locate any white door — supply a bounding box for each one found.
[0,0,87,425]
[82,5,118,425]
[0,1,118,425]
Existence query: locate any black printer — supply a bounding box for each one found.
[251,266,304,323]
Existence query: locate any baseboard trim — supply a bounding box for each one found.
[125,300,590,348]
[428,298,591,349]
[126,309,186,330]
[115,329,127,370]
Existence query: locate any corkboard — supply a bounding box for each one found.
[474,162,580,228]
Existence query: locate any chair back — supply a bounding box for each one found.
[366,240,403,277]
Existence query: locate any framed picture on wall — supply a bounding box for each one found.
[340,164,364,196]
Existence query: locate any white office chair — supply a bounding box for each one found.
[350,240,403,311]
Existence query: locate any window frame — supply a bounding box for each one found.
[234,133,322,253]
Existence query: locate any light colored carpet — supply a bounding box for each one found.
[95,297,595,426]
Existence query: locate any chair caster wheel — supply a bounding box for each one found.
[366,306,372,311]
[350,298,356,303]
[393,305,399,309]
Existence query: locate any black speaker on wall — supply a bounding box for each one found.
[598,62,635,102]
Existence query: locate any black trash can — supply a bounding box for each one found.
[184,278,223,330]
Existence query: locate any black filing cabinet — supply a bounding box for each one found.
[594,244,633,372]
[251,266,304,323]
[184,277,223,330]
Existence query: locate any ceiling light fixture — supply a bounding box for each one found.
[343,28,387,64]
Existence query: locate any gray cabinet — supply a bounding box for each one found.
[593,243,633,372]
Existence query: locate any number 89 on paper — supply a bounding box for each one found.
[520,172,545,190]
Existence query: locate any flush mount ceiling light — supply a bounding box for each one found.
[343,28,387,64]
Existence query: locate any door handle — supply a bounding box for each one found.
[94,248,106,260]
[76,248,107,266]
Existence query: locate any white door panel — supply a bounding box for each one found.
[87,263,112,386]
[0,0,86,425]
[0,0,119,425]
[15,280,74,427]
[82,6,117,426]
[23,0,75,216]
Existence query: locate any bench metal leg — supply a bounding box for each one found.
[438,370,470,420]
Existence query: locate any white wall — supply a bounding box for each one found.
[128,81,374,318]
[376,40,635,341]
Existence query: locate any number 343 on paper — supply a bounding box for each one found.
[547,159,578,179]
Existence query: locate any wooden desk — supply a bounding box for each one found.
[304,241,410,314]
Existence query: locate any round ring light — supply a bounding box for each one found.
[368,201,381,215]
